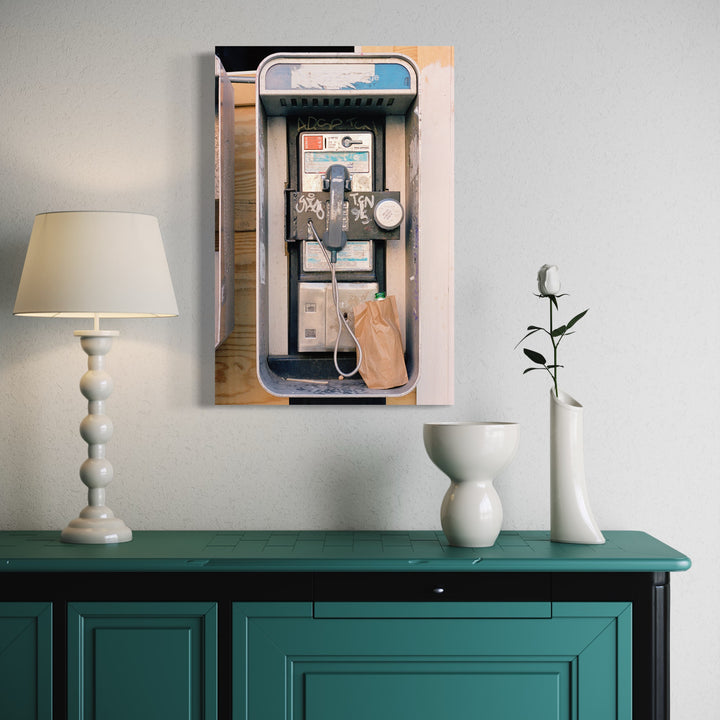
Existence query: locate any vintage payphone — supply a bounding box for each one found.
[256,53,420,399]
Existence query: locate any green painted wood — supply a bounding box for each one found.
[556,602,633,719]
[314,601,551,618]
[616,604,633,716]
[233,602,313,618]
[67,602,217,720]
[0,530,691,573]
[553,602,632,617]
[232,603,313,720]
[0,603,52,720]
[580,619,621,719]
[304,667,567,720]
[248,615,612,657]
[234,601,633,720]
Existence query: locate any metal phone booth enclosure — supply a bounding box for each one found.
[256,53,420,401]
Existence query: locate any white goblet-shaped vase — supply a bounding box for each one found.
[424,422,519,547]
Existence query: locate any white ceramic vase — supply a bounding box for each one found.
[423,422,519,547]
[550,389,604,544]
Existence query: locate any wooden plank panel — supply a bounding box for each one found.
[233,104,256,233]
[360,46,453,68]
[216,80,287,404]
[386,389,417,405]
[215,230,287,405]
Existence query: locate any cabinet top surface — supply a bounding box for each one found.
[0,530,690,572]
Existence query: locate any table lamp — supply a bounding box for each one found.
[14,211,178,544]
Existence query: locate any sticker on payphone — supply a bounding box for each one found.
[300,132,373,193]
[303,240,374,273]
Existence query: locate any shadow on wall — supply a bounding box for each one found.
[309,445,412,529]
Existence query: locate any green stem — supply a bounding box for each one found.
[549,298,558,397]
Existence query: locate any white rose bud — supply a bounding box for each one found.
[537,264,561,296]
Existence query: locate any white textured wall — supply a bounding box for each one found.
[1,1,718,714]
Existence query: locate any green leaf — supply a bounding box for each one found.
[523,348,547,365]
[550,295,559,310]
[566,308,588,330]
[551,325,566,337]
[523,367,544,374]
[555,333,573,348]
[514,328,541,348]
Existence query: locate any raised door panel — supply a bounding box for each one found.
[0,603,52,720]
[234,602,631,720]
[304,664,567,720]
[67,602,217,720]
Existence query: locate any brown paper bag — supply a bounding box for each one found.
[353,295,408,389]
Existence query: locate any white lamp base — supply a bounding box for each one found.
[60,330,133,544]
[62,505,132,544]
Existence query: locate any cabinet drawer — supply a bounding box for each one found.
[314,571,551,602]
[314,601,551,618]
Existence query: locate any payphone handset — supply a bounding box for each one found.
[299,132,373,192]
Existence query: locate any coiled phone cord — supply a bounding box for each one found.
[307,220,363,378]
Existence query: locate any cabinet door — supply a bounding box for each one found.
[0,603,52,720]
[67,602,217,720]
[234,601,631,720]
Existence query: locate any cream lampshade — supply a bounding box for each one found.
[14,211,178,544]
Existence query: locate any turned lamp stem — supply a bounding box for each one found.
[60,329,132,543]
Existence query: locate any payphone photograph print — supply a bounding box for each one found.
[214,46,454,406]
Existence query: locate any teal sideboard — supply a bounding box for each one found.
[0,530,690,719]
